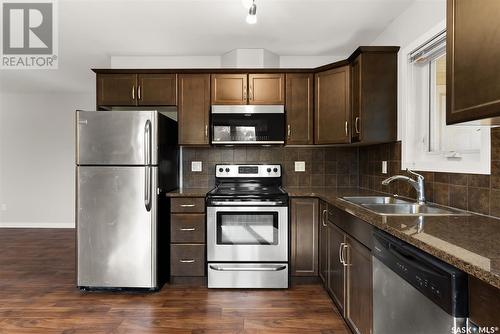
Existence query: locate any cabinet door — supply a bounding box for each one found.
[211,74,247,105]
[351,57,361,142]
[318,201,328,284]
[447,0,500,124]
[346,235,373,334]
[178,74,210,145]
[248,73,285,105]
[285,73,314,145]
[96,74,137,106]
[315,66,351,144]
[290,198,319,276]
[137,74,177,106]
[327,222,346,315]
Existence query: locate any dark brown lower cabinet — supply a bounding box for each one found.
[322,210,373,334]
[290,198,319,276]
[345,235,373,334]
[318,201,329,283]
[170,197,206,278]
[327,222,346,315]
[469,276,500,327]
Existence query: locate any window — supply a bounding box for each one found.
[401,27,490,174]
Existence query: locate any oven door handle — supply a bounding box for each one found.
[209,265,287,272]
[209,201,285,206]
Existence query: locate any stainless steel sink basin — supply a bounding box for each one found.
[361,203,468,216]
[342,196,469,216]
[342,196,411,205]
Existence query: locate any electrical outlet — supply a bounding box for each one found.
[191,161,202,172]
[382,161,388,174]
[295,161,306,172]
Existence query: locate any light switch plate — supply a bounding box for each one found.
[191,161,202,172]
[382,161,388,174]
[295,161,306,172]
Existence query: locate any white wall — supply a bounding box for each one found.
[0,92,94,228]
[370,0,446,140]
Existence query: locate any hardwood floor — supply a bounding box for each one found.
[0,228,350,333]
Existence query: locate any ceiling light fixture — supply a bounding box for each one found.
[246,0,257,24]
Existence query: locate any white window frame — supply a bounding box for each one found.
[400,21,491,175]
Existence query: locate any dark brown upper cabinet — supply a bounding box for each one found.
[96,73,177,107]
[350,50,398,144]
[447,0,500,125]
[285,73,314,145]
[211,74,248,105]
[248,73,285,105]
[137,74,177,106]
[97,74,137,106]
[178,74,210,145]
[211,73,284,105]
[290,198,319,277]
[315,66,351,144]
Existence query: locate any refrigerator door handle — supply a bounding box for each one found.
[144,120,152,165]
[145,166,152,212]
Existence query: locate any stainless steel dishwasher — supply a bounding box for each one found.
[372,230,469,334]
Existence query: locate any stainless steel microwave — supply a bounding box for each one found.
[211,105,285,145]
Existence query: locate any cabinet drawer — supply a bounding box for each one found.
[170,244,205,276]
[171,214,205,243]
[171,197,205,213]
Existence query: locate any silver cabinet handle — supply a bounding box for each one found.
[345,120,348,137]
[138,85,142,100]
[131,85,135,100]
[355,116,360,134]
[180,204,195,208]
[287,124,291,138]
[342,244,350,267]
[322,209,327,227]
[339,242,345,264]
[205,124,208,138]
[209,265,286,272]
[180,259,195,263]
[180,227,196,231]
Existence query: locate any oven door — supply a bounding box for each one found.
[211,105,285,144]
[207,206,288,262]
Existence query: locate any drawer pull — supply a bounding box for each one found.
[180,259,195,263]
[180,227,196,231]
[180,204,195,208]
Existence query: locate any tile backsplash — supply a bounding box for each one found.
[359,128,500,217]
[181,146,359,189]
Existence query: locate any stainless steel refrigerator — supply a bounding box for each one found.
[76,109,178,290]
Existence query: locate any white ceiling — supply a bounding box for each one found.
[0,0,431,94]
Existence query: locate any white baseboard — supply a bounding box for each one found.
[0,221,75,228]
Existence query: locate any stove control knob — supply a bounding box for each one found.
[219,168,224,173]
[267,168,272,173]
[225,168,230,173]
[273,168,278,173]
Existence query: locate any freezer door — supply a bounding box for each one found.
[77,166,157,288]
[76,110,158,165]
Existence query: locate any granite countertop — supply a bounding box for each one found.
[166,186,500,289]
[285,187,500,290]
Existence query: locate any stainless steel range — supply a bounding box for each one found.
[206,164,289,289]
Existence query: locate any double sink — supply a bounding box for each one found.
[342,196,468,216]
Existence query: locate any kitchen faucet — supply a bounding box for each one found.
[381,169,426,204]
